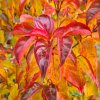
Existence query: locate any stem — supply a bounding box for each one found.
[55,0,64,28]
[57,12,59,28]
[72,42,78,48]
[72,35,90,49]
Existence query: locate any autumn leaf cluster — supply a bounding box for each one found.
[0,0,100,100]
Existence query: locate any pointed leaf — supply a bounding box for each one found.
[58,36,73,66]
[63,22,91,37]
[54,22,91,38]
[61,58,85,92]
[34,40,52,80]
[16,70,24,84]
[86,0,100,24]
[14,36,34,63]
[81,56,96,81]
[42,84,56,100]
[80,38,97,82]
[34,15,54,36]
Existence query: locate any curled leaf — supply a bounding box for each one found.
[34,15,54,36]
[12,23,34,35]
[14,36,34,63]
[54,22,91,38]
[12,23,49,39]
[63,22,91,37]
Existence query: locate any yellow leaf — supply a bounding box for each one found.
[8,84,19,100]
[31,0,43,16]
[57,79,71,100]
[0,30,5,44]
[0,68,7,81]
[80,38,97,79]
[84,80,98,97]
[47,48,60,85]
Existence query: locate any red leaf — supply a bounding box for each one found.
[42,84,56,100]
[16,70,24,84]
[14,36,34,63]
[29,29,49,40]
[54,22,91,38]
[69,51,77,64]
[53,26,66,38]
[86,0,100,24]
[20,14,34,23]
[72,0,80,6]
[34,40,52,80]
[63,22,91,37]
[25,72,40,90]
[58,37,73,66]
[34,15,54,36]
[19,0,26,15]
[21,82,42,100]
[12,23,34,35]
[12,23,49,39]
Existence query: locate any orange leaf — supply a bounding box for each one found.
[61,58,85,92]
[80,38,97,83]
